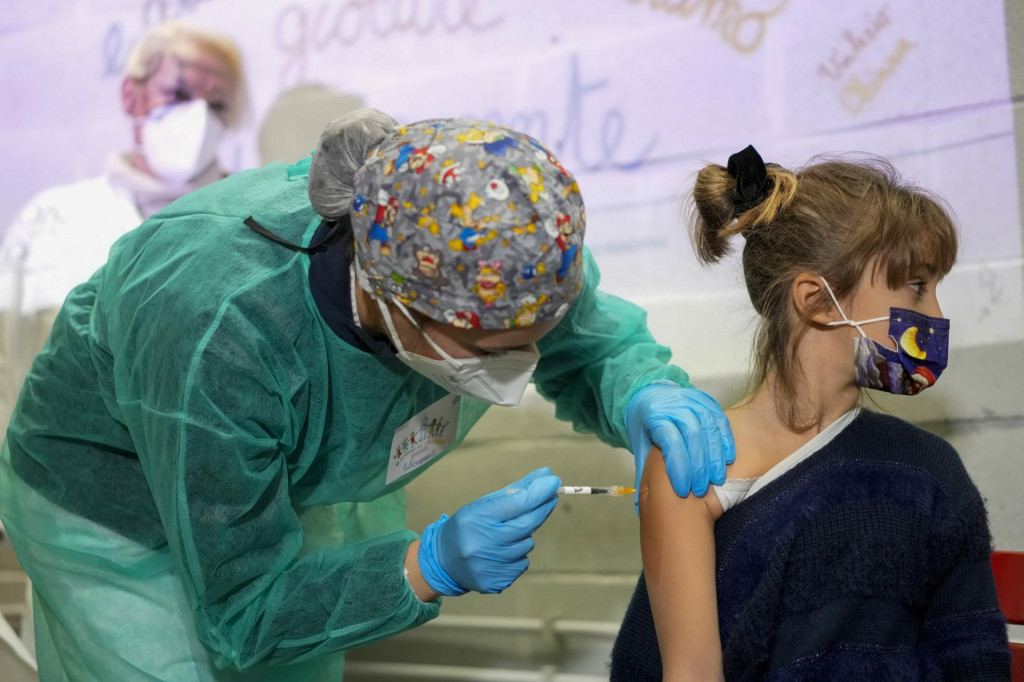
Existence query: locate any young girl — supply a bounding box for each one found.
[610,147,1011,680]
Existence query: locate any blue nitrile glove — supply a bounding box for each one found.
[418,467,561,596]
[626,383,736,507]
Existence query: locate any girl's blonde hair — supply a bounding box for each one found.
[689,154,958,430]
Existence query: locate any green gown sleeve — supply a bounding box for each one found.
[117,278,439,670]
[533,247,692,450]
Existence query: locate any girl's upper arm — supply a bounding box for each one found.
[639,447,724,682]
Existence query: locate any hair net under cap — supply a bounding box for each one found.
[308,108,399,219]
[351,118,586,330]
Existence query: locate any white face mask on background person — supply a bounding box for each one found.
[373,294,540,407]
[139,99,224,185]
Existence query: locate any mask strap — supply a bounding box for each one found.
[355,267,462,367]
[351,254,410,355]
[820,277,887,338]
[375,296,413,355]
[385,296,465,367]
[350,266,364,330]
[353,254,475,368]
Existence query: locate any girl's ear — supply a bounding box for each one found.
[792,273,834,325]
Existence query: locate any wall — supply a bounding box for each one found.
[0,1,1020,309]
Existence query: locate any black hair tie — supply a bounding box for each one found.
[727,145,772,215]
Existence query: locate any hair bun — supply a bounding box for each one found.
[308,108,399,219]
[727,145,773,215]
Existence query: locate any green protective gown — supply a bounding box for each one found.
[0,157,690,681]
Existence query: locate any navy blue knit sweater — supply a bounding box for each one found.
[610,410,1010,680]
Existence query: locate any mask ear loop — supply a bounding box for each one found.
[387,297,468,367]
[353,255,465,367]
[350,267,363,329]
[820,277,887,338]
[374,296,413,355]
[351,254,409,355]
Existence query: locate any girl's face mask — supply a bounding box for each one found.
[821,278,950,396]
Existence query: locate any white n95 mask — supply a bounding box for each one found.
[140,100,224,185]
[375,295,539,407]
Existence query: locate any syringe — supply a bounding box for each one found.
[556,485,635,497]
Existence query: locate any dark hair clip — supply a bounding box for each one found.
[727,145,772,215]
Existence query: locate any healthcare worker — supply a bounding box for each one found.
[0,110,733,681]
[0,21,243,321]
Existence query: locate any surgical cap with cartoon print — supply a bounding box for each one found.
[350,118,586,330]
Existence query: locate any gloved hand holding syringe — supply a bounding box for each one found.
[415,469,634,599]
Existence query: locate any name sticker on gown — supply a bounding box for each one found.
[387,394,461,484]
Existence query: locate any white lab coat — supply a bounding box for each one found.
[1,153,226,315]
[1,174,142,315]
[0,174,144,431]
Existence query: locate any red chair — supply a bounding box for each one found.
[992,551,1024,679]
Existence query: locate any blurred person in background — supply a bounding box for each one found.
[0,21,244,341]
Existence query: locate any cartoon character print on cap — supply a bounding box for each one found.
[472,260,507,307]
[511,164,547,203]
[387,142,446,176]
[508,294,549,328]
[485,178,510,201]
[545,212,579,284]
[447,193,499,252]
[350,118,585,330]
[367,189,398,256]
[445,309,482,330]
[527,137,571,178]
[352,194,369,218]
[387,271,417,306]
[456,128,517,156]
[439,161,462,186]
[414,246,442,279]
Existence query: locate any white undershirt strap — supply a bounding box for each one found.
[744,407,862,499]
[711,407,861,513]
